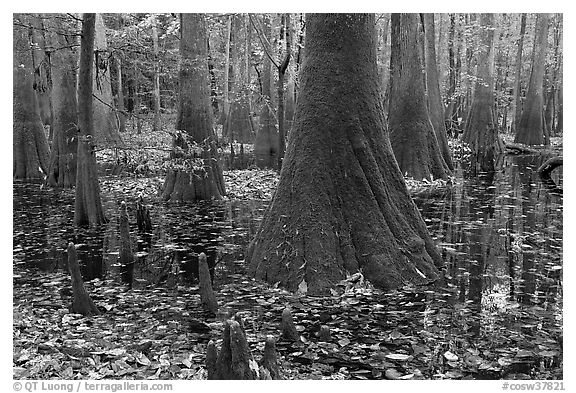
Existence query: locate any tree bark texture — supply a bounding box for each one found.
[423,14,453,171]
[13,14,50,181]
[212,320,257,379]
[389,13,450,181]
[162,14,225,202]
[75,13,107,226]
[45,14,78,188]
[515,14,550,145]
[462,13,501,172]
[30,15,52,128]
[254,15,278,169]
[246,14,441,296]
[93,13,121,146]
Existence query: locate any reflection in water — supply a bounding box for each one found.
[414,154,562,315]
[14,154,562,330]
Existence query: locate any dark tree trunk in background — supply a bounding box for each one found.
[162,14,225,202]
[13,14,50,181]
[46,14,78,188]
[515,14,550,146]
[463,13,502,172]
[513,13,527,134]
[75,13,107,226]
[389,13,449,181]
[254,15,278,169]
[247,14,441,296]
[423,13,453,171]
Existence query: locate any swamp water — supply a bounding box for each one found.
[13,153,562,379]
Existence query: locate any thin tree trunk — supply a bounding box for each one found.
[254,14,278,168]
[151,14,162,131]
[114,56,126,133]
[223,15,232,136]
[277,13,291,171]
[513,13,527,134]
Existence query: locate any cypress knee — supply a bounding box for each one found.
[67,242,100,316]
[280,307,300,342]
[199,252,218,314]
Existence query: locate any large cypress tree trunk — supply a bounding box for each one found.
[423,13,453,171]
[75,13,107,226]
[462,13,501,172]
[46,13,78,188]
[515,14,550,146]
[93,13,121,146]
[162,14,225,202]
[13,14,50,181]
[254,15,278,169]
[389,13,449,181]
[29,14,52,129]
[247,14,441,296]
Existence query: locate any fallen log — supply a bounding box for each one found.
[504,142,539,155]
[538,156,563,195]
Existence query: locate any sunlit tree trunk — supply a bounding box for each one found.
[277,13,291,170]
[247,14,441,296]
[512,13,526,134]
[151,13,162,131]
[389,13,450,180]
[423,13,453,170]
[13,14,50,181]
[254,14,278,168]
[162,13,225,202]
[515,13,550,146]
[74,13,107,226]
[93,13,121,146]
[463,13,502,172]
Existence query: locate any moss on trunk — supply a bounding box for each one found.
[247,14,441,296]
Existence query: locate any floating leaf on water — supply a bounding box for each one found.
[338,338,351,347]
[444,351,459,362]
[385,368,402,379]
[385,353,412,361]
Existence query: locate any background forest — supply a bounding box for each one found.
[13,13,563,382]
